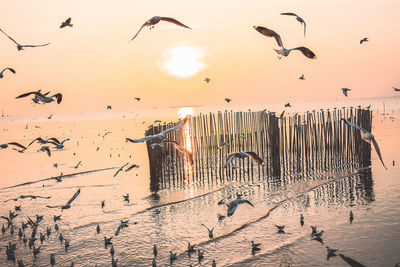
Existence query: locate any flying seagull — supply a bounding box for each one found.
[253,26,283,47]
[280,12,306,36]
[393,87,400,92]
[48,114,54,119]
[360,37,368,44]
[129,16,191,41]
[0,68,15,78]
[342,88,351,97]
[204,77,211,83]
[164,140,194,165]
[299,74,305,80]
[224,151,265,167]
[49,138,70,149]
[225,98,232,103]
[227,198,254,216]
[284,103,291,107]
[0,28,50,51]
[126,116,188,143]
[113,163,129,177]
[39,146,51,157]
[16,91,62,104]
[201,223,216,238]
[342,119,386,169]
[134,97,141,101]
[60,18,73,28]
[46,188,81,210]
[125,164,139,172]
[5,195,51,202]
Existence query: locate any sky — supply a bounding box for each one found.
[1,0,400,115]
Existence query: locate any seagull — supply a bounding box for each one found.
[104,236,113,246]
[53,215,62,222]
[280,12,306,36]
[16,91,62,104]
[218,142,229,149]
[393,87,400,92]
[212,260,216,267]
[275,225,285,232]
[279,110,285,119]
[126,116,188,143]
[129,16,191,41]
[123,193,129,202]
[188,242,196,253]
[50,138,70,149]
[253,26,316,59]
[74,161,82,169]
[5,195,51,202]
[110,245,114,257]
[201,223,216,238]
[33,246,41,258]
[350,210,354,222]
[225,98,232,103]
[0,68,15,78]
[204,77,211,83]
[46,188,81,210]
[152,258,157,267]
[101,200,105,209]
[96,224,100,234]
[0,142,26,151]
[107,105,112,110]
[27,137,61,147]
[65,239,70,251]
[48,114,54,119]
[284,103,291,107]
[112,258,118,267]
[327,246,339,254]
[300,214,304,225]
[164,140,194,165]
[50,254,55,266]
[251,241,261,249]
[0,28,50,51]
[39,145,51,157]
[360,37,368,44]
[224,151,264,167]
[342,119,386,168]
[227,198,254,216]
[113,163,129,177]
[299,74,305,80]
[197,250,204,262]
[153,244,157,256]
[169,251,177,262]
[115,220,129,236]
[313,230,324,238]
[60,18,73,28]
[342,88,351,97]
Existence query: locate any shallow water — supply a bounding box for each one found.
[1,103,400,267]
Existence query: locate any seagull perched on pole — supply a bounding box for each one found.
[0,28,50,51]
[0,68,15,78]
[126,116,188,143]
[253,26,316,59]
[224,151,265,167]
[16,91,62,104]
[280,12,306,37]
[46,188,81,210]
[60,18,73,28]
[129,16,191,41]
[342,88,351,97]
[342,119,386,169]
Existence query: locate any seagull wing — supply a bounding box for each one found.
[291,47,317,59]
[125,164,139,172]
[48,138,61,144]
[4,68,16,74]
[160,17,191,29]
[227,200,239,216]
[60,138,70,144]
[0,216,10,223]
[66,18,71,24]
[115,224,122,236]
[165,140,193,165]
[16,91,42,99]
[200,223,210,231]
[52,93,62,104]
[253,26,283,47]
[280,12,298,17]
[129,21,148,42]
[0,28,19,45]
[126,136,156,143]
[22,43,50,48]
[65,188,80,206]
[159,116,189,136]
[303,21,306,37]
[43,147,51,157]
[244,151,265,165]
[280,110,285,118]
[114,163,129,177]
[7,142,27,150]
[371,137,387,169]
[342,119,368,133]
[237,199,254,207]
[224,153,237,167]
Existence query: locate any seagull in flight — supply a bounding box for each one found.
[224,151,265,167]
[342,88,351,97]
[5,195,51,202]
[393,87,400,92]
[113,163,129,177]
[0,28,50,51]
[0,68,15,78]
[126,116,188,143]
[125,164,139,172]
[342,119,386,169]
[204,77,211,83]
[201,223,216,238]
[16,91,62,104]
[284,103,291,107]
[164,140,194,165]
[39,145,51,157]
[129,16,191,41]
[134,97,141,101]
[46,188,81,210]
[225,98,232,103]
[115,220,129,236]
[299,74,305,80]
[49,138,70,149]
[60,18,73,28]
[280,12,306,37]
[360,37,368,44]
[227,198,254,216]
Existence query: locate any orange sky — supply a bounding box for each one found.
[1,0,400,115]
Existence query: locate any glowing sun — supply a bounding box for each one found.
[156,45,206,78]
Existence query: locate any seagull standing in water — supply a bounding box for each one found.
[251,241,261,250]
[280,12,306,37]
[342,119,386,169]
[46,188,81,210]
[0,28,50,51]
[126,116,188,143]
[0,68,15,78]
[342,88,351,97]
[129,16,191,41]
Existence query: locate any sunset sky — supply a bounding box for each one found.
[1,0,400,115]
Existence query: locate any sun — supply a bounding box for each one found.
[156,45,206,78]
[178,107,194,118]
